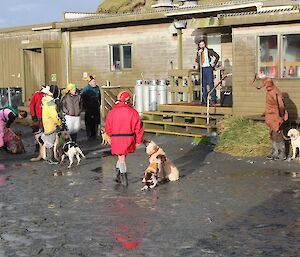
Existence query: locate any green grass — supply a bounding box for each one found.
[214,116,271,157]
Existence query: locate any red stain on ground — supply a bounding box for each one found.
[0,176,7,185]
[116,236,127,241]
[121,242,140,249]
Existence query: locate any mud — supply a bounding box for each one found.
[0,124,300,256]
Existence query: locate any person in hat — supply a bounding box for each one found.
[30,85,46,152]
[41,86,62,164]
[62,83,82,142]
[0,107,27,153]
[258,77,289,160]
[105,91,144,186]
[81,75,101,139]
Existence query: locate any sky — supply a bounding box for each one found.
[0,0,104,28]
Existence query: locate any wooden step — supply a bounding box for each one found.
[142,119,216,129]
[157,104,232,115]
[144,129,205,137]
[142,111,221,119]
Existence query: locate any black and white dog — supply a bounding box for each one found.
[61,140,85,168]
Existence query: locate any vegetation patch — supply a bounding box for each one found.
[215,116,271,157]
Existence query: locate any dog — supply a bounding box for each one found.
[141,140,179,190]
[11,131,25,154]
[60,139,85,168]
[30,128,61,162]
[287,128,300,159]
[100,127,111,145]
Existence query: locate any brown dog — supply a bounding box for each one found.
[100,127,111,145]
[11,131,25,154]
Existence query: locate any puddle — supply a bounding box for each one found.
[91,167,103,173]
[0,176,7,185]
[224,170,283,179]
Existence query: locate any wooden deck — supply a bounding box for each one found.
[142,102,232,137]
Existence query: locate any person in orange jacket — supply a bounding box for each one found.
[105,91,144,186]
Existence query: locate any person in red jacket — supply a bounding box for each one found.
[105,91,144,186]
[30,85,45,151]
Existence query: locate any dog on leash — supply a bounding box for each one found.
[287,128,300,159]
[60,139,85,168]
[11,131,25,154]
[141,140,179,190]
[100,127,111,145]
[30,128,61,162]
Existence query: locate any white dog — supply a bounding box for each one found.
[142,140,179,190]
[287,128,300,159]
[61,141,85,168]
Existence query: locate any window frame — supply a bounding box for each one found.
[257,33,300,80]
[109,44,132,72]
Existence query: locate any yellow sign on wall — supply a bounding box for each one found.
[51,73,57,82]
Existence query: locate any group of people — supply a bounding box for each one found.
[29,75,101,164]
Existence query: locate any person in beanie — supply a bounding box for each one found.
[81,75,101,139]
[41,86,61,164]
[105,91,144,186]
[258,77,288,160]
[62,83,82,142]
[0,107,27,153]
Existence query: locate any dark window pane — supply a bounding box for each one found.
[258,35,278,78]
[123,45,132,69]
[282,34,300,78]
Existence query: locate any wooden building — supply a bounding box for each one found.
[1,0,300,126]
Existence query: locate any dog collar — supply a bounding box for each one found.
[148,146,160,159]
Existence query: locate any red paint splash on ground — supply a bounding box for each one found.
[121,242,140,249]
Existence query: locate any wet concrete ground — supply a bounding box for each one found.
[0,124,300,257]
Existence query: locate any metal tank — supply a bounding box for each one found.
[143,81,150,112]
[157,79,168,105]
[149,80,158,111]
[135,80,144,113]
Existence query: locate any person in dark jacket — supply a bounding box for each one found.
[81,75,101,139]
[105,91,144,186]
[62,83,82,142]
[195,39,220,104]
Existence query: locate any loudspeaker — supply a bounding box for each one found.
[221,90,232,107]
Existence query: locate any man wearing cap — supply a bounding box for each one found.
[81,75,101,139]
[41,86,62,164]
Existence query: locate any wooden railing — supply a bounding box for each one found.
[100,85,134,121]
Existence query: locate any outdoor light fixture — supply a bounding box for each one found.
[173,19,187,29]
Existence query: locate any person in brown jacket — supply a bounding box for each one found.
[259,78,288,160]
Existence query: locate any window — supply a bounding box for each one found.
[282,34,300,78]
[258,35,278,78]
[110,44,132,71]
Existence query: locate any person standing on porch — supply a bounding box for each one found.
[195,39,220,104]
[81,75,101,139]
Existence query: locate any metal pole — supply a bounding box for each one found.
[177,28,183,69]
[8,87,11,106]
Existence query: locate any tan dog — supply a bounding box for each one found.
[100,127,111,145]
[287,128,300,159]
[142,140,179,190]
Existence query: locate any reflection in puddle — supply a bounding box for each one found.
[0,176,7,185]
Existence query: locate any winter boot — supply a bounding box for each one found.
[120,172,128,187]
[46,147,58,165]
[114,167,121,183]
